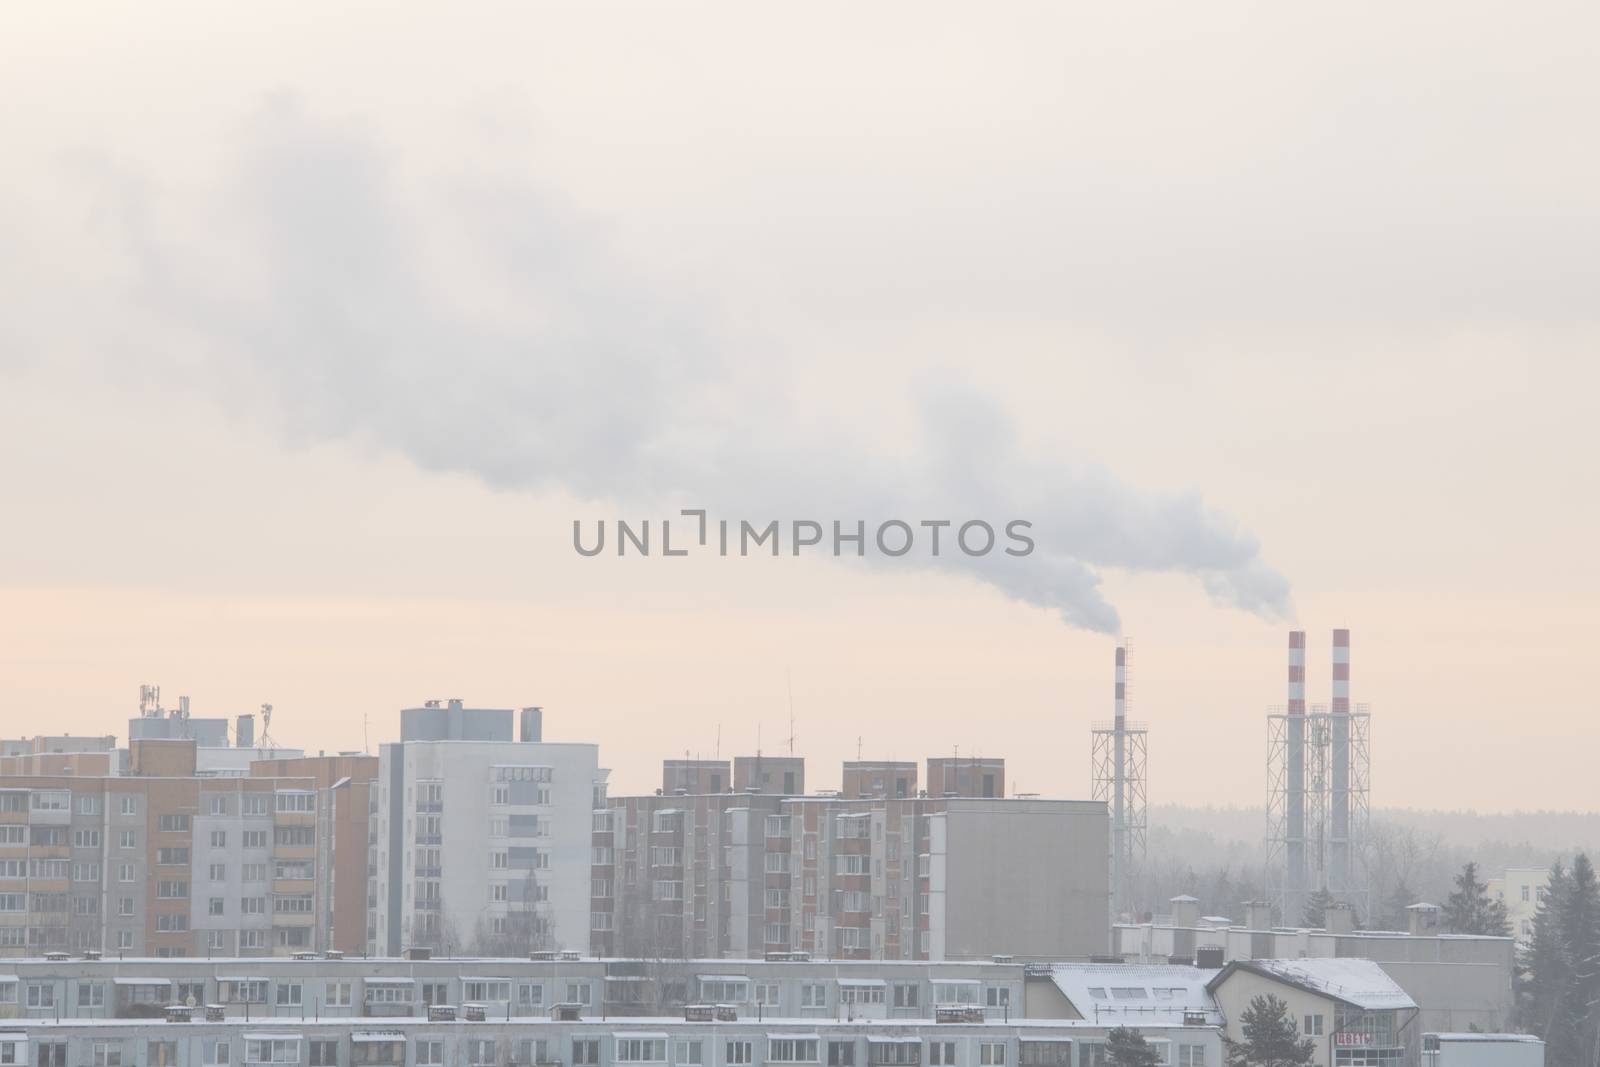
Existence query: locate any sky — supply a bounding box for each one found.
[1,2,1597,809]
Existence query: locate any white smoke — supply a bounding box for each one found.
[94,96,1291,634]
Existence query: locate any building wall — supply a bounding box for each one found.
[932,799,1110,961]
[372,738,600,956]
[1486,867,1549,943]
[1210,976,1340,1067]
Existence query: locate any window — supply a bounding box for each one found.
[986,986,1011,1008]
[676,1042,704,1066]
[767,888,790,908]
[243,830,268,849]
[766,853,791,873]
[120,796,138,816]
[209,897,226,916]
[572,1041,601,1067]
[148,1043,177,1067]
[326,981,352,1007]
[893,984,919,1009]
[840,982,883,1005]
[933,982,977,1006]
[755,982,781,1005]
[836,855,868,875]
[519,1042,549,1066]
[78,984,106,1008]
[204,1042,232,1067]
[243,863,268,881]
[157,814,191,833]
[1177,1047,1206,1067]
[117,930,134,949]
[73,862,101,882]
[211,830,228,847]
[119,830,137,849]
[802,983,828,1009]
[242,896,267,914]
[726,1043,753,1066]
[244,1039,299,1064]
[1017,1045,1071,1067]
[980,1046,1006,1067]
[415,1044,443,1067]
[156,913,189,932]
[210,863,228,880]
[928,1044,956,1067]
[36,1046,67,1067]
[700,980,747,1003]
[1304,1015,1324,1037]
[466,1041,497,1067]
[73,829,101,849]
[868,1044,919,1067]
[156,848,190,866]
[242,794,269,816]
[464,980,512,1002]
[616,1040,667,1063]
[769,1040,819,1063]
[308,1042,338,1067]
[210,796,228,816]
[566,981,593,1006]
[274,827,314,847]
[91,1044,122,1067]
[277,982,303,1006]
[828,1044,856,1067]
[157,879,189,899]
[26,984,54,1009]
[276,792,315,813]
[519,982,545,1008]
[274,894,315,914]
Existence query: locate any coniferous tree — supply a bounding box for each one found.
[1558,855,1600,1067]
[1519,860,1569,1043]
[1302,887,1335,928]
[1379,880,1415,932]
[1444,861,1510,936]
[1104,1027,1162,1067]
[1224,994,1316,1067]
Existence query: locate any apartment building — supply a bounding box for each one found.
[370,701,604,958]
[592,759,1109,962]
[0,1013,1223,1067]
[0,740,361,958]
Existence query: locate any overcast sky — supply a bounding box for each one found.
[2,2,1597,809]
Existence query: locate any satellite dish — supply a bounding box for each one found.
[186,994,197,1008]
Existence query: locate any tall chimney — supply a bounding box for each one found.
[1285,631,1307,928]
[1329,629,1351,905]
[235,714,255,749]
[1112,645,1127,918]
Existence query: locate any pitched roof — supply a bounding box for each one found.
[1207,958,1416,1012]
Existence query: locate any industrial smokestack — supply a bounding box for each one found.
[1113,644,1126,916]
[1285,630,1307,927]
[1330,629,1351,903]
[236,714,255,748]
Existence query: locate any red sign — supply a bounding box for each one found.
[1334,1032,1373,1047]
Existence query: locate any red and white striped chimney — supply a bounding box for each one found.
[1332,628,1350,714]
[1288,631,1306,716]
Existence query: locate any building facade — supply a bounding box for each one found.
[370,703,604,957]
[0,741,361,958]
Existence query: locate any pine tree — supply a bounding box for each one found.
[1224,994,1316,1067]
[1444,862,1510,936]
[1380,879,1415,932]
[1302,887,1335,928]
[1104,1027,1162,1067]
[1557,855,1600,1067]
[1519,860,1569,1043]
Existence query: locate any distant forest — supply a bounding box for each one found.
[1133,805,1600,928]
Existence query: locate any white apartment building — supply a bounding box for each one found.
[370,701,604,956]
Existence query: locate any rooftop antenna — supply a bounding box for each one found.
[258,703,275,749]
[786,668,796,757]
[715,724,721,761]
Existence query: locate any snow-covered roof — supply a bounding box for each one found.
[1430,1033,1543,1044]
[1048,964,1223,1025]
[1215,959,1416,1012]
